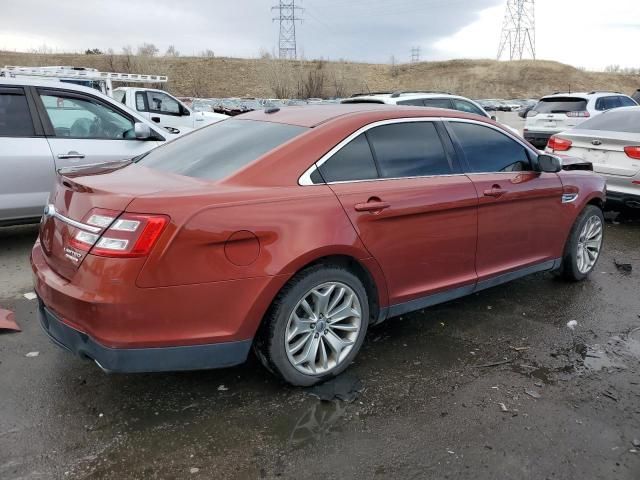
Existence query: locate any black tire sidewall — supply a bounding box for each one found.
[260,266,369,387]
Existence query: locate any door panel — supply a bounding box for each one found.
[330,177,478,304]
[467,172,564,280]
[0,138,55,221]
[146,91,190,130]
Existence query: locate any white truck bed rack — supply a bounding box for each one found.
[1,66,168,96]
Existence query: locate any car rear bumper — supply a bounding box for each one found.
[523,131,554,149]
[38,300,252,372]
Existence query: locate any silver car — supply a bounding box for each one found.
[0,78,178,226]
[546,106,640,209]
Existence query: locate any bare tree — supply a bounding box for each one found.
[106,48,118,71]
[199,49,215,58]
[121,45,136,73]
[302,61,326,98]
[165,45,180,57]
[137,43,159,57]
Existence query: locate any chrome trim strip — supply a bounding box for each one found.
[562,193,579,203]
[43,204,102,234]
[298,116,538,186]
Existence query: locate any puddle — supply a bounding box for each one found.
[286,400,348,449]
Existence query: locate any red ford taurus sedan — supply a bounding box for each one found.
[32,104,606,386]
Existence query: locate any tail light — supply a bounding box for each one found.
[547,136,572,151]
[69,208,169,258]
[624,146,640,160]
[566,111,590,118]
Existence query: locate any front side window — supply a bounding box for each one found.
[451,99,486,117]
[40,92,135,139]
[618,96,637,107]
[367,122,452,178]
[318,133,378,182]
[147,91,180,115]
[449,122,530,173]
[137,119,307,181]
[0,89,34,137]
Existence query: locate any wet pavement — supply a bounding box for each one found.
[1,210,639,479]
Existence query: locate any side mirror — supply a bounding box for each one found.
[134,122,152,140]
[519,106,532,118]
[538,154,562,173]
[491,115,497,121]
[181,105,191,116]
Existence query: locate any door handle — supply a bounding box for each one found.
[57,152,85,160]
[483,184,507,197]
[354,200,390,213]
[151,116,161,123]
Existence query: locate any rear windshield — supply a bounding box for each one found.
[136,119,307,181]
[534,97,587,113]
[575,108,640,134]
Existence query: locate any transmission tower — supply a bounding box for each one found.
[272,0,303,60]
[497,0,536,60]
[410,46,421,63]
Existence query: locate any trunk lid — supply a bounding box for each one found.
[526,97,588,132]
[555,130,640,177]
[39,163,205,280]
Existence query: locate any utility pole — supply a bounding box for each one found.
[410,46,421,63]
[272,0,303,60]
[497,0,536,60]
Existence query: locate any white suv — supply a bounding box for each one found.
[523,91,637,148]
[341,91,520,136]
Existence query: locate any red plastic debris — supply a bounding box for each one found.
[0,308,20,332]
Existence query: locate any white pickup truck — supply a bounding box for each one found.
[1,66,227,134]
[112,87,227,134]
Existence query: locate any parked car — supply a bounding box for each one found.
[546,106,640,208]
[32,104,606,386]
[632,89,640,104]
[523,91,638,148]
[0,78,179,226]
[342,91,521,136]
[113,87,227,133]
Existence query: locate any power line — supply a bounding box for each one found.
[272,0,303,60]
[497,0,536,60]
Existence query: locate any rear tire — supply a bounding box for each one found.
[558,205,604,281]
[255,264,369,387]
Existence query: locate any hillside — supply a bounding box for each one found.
[1,51,638,100]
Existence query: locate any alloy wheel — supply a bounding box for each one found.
[576,214,603,274]
[284,282,362,375]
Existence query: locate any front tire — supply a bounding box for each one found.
[559,205,604,281]
[255,265,369,387]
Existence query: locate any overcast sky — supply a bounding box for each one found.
[0,0,638,70]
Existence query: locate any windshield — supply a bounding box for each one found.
[575,108,640,134]
[136,119,308,181]
[534,97,587,114]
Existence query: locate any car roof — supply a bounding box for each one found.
[541,91,629,100]
[0,76,107,93]
[342,92,470,103]
[237,103,492,128]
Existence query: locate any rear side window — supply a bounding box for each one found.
[367,122,452,178]
[619,96,637,107]
[575,109,640,134]
[423,98,453,109]
[449,122,530,173]
[318,134,378,182]
[0,89,34,137]
[112,90,126,104]
[397,99,426,106]
[135,92,147,111]
[451,99,486,117]
[137,119,307,181]
[534,97,587,114]
[595,96,622,111]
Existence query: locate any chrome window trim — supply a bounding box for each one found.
[42,204,102,234]
[298,116,539,186]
